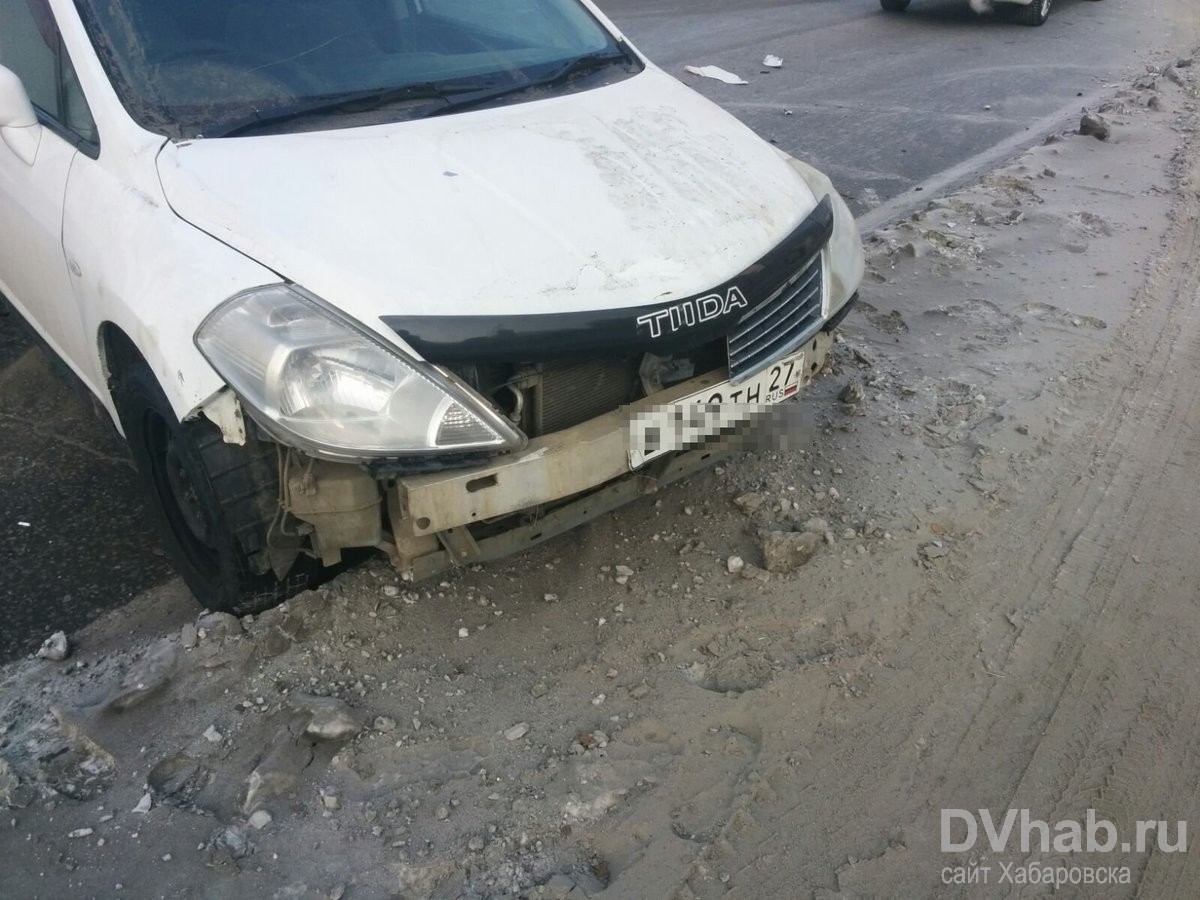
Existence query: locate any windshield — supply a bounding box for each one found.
[71,0,638,139]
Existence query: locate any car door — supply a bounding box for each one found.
[0,0,99,386]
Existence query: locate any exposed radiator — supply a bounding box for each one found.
[534,357,641,434]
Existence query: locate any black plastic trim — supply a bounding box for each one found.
[37,110,100,159]
[823,290,861,332]
[382,196,834,363]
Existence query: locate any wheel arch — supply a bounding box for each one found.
[97,321,153,436]
[99,321,146,383]
[94,308,233,435]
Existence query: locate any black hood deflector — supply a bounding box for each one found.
[382,196,833,363]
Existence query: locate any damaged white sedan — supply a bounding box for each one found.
[0,0,863,612]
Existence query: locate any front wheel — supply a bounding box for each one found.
[1015,0,1052,25]
[880,0,912,10]
[113,363,324,614]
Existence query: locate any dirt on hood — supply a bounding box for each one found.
[2,58,1200,900]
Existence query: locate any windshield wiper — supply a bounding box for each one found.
[416,47,637,120]
[211,81,492,138]
[207,46,636,137]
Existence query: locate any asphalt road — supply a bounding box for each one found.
[0,0,1192,662]
[0,308,174,664]
[604,0,1189,218]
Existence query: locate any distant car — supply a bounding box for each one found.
[879,0,1101,27]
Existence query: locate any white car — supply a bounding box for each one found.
[0,0,863,613]
[880,0,1100,27]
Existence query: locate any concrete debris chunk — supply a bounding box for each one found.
[242,722,314,814]
[0,757,19,809]
[179,623,198,650]
[36,631,69,661]
[839,382,865,404]
[103,640,179,712]
[147,753,213,810]
[248,809,273,830]
[760,530,822,573]
[851,346,876,367]
[1,708,117,803]
[197,611,243,640]
[544,873,579,899]
[740,563,771,582]
[504,722,531,741]
[292,695,361,741]
[260,626,293,658]
[726,555,745,575]
[214,824,251,859]
[1079,110,1111,141]
[733,492,766,513]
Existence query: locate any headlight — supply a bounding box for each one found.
[194,285,524,459]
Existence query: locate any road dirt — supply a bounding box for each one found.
[2,60,1199,900]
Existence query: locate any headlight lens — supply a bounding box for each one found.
[195,285,524,459]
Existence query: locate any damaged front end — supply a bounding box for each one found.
[242,327,838,583]
[198,179,863,583]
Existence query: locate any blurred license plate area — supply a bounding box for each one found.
[628,351,804,468]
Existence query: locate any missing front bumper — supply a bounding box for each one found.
[282,328,835,579]
[376,328,833,578]
[400,434,740,581]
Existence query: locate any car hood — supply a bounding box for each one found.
[157,68,818,350]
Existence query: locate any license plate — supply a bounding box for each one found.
[628,351,805,468]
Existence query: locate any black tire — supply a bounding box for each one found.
[112,363,323,614]
[1015,0,1052,25]
[880,0,911,10]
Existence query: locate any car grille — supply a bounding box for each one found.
[727,252,825,383]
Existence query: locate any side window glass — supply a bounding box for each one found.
[0,0,98,146]
[60,52,98,144]
[0,0,58,112]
